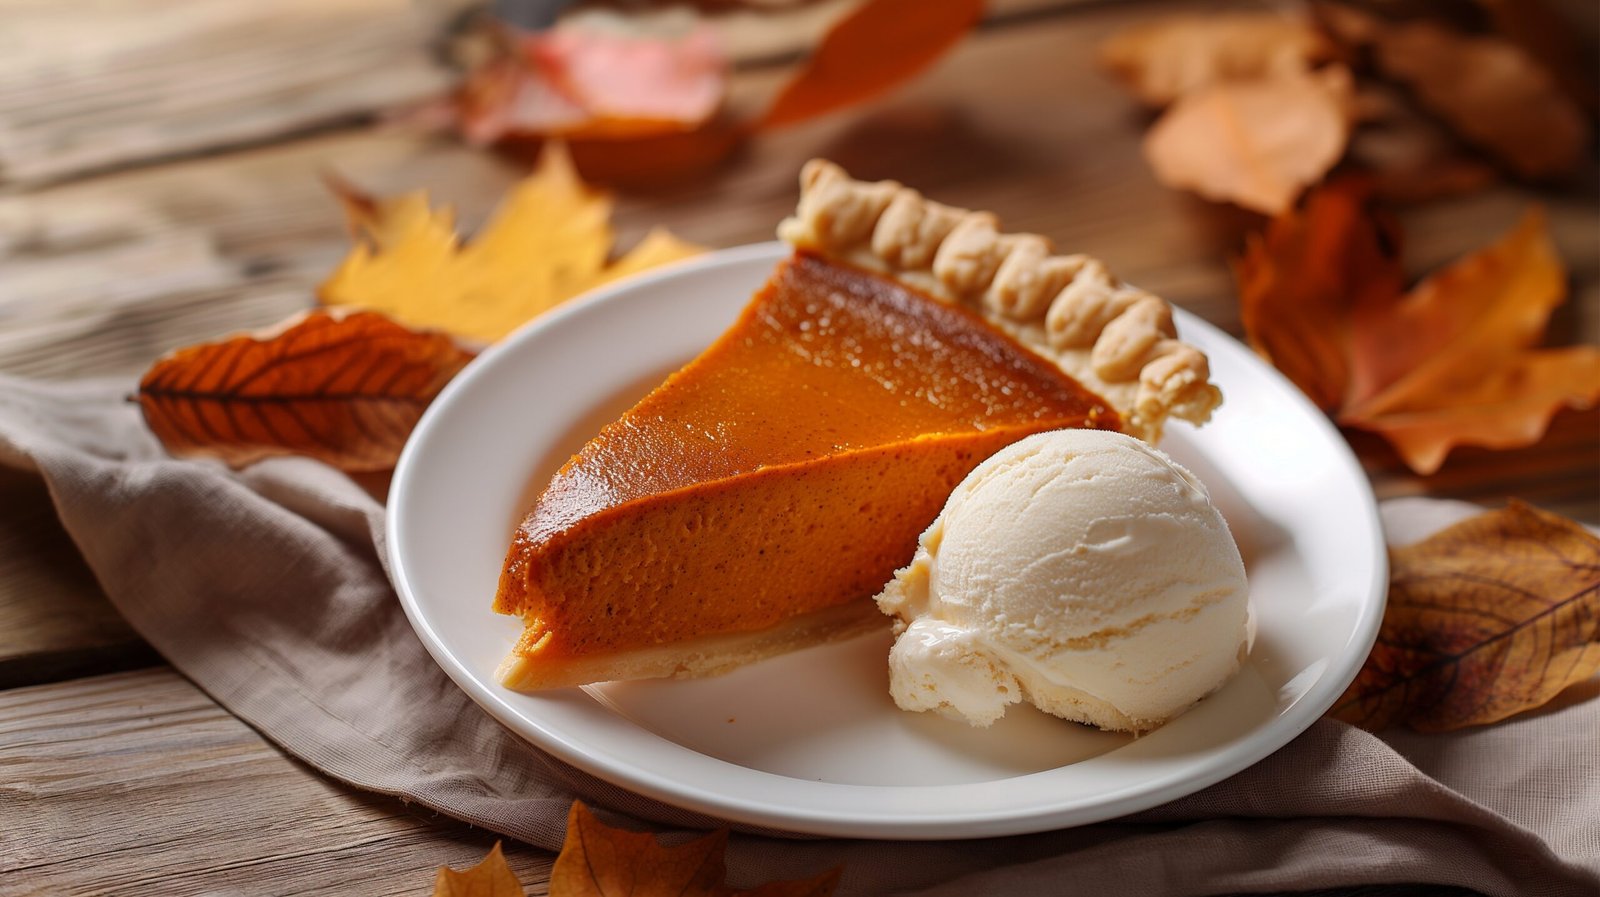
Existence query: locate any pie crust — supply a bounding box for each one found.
[779,159,1222,441]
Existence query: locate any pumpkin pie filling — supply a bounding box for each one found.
[495,253,1118,688]
[494,160,1221,691]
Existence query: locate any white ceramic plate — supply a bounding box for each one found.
[388,242,1386,839]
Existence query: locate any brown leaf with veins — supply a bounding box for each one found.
[137,309,473,472]
[1236,180,1600,474]
[550,801,840,897]
[1100,12,1339,108]
[434,842,526,897]
[1143,66,1354,215]
[1332,501,1600,732]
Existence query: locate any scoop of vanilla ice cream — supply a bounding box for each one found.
[875,429,1249,733]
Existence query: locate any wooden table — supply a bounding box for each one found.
[2,1,1595,893]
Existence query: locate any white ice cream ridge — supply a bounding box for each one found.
[873,429,1250,733]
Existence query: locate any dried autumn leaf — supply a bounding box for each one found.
[550,801,840,897]
[1332,501,1600,732]
[1320,6,1590,178]
[556,123,744,188]
[757,0,983,129]
[1341,347,1600,475]
[319,142,702,343]
[1237,182,1600,474]
[1235,176,1404,411]
[1475,0,1600,115]
[1339,208,1600,474]
[1144,65,1354,216]
[1358,141,1498,205]
[434,842,526,897]
[1343,208,1567,409]
[1374,22,1590,178]
[1100,12,1338,108]
[459,17,727,146]
[137,309,473,471]
[1345,82,1499,205]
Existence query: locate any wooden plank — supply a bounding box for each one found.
[0,132,521,380]
[0,0,466,188]
[0,469,156,689]
[1360,409,1600,525]
[0,668,557,896]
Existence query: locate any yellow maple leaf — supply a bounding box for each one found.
[319,142,703,343]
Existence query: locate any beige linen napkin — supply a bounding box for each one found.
[2,374,1595,896]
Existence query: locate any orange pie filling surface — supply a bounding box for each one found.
[494,253,1120,687]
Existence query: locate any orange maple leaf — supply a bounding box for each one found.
[433,842,526,897]
[1102,12,1354,214]
[550,802,840,897]
[137,309,473,472]
[1235,174,1405,411]
[1144,64,1355,216]
[1236,178,1600,474]
[1332,501,1600,732]
[1100,12,1338,108]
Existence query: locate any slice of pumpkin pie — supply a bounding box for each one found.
[493,160,1221,690]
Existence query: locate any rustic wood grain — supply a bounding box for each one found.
[0,470,156,689]
[0,0,469,188]
[0,668,556,895]
[0,131,520,379]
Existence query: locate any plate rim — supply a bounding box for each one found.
[387,241,1388,839]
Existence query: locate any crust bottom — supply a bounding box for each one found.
[497,599,890,691]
